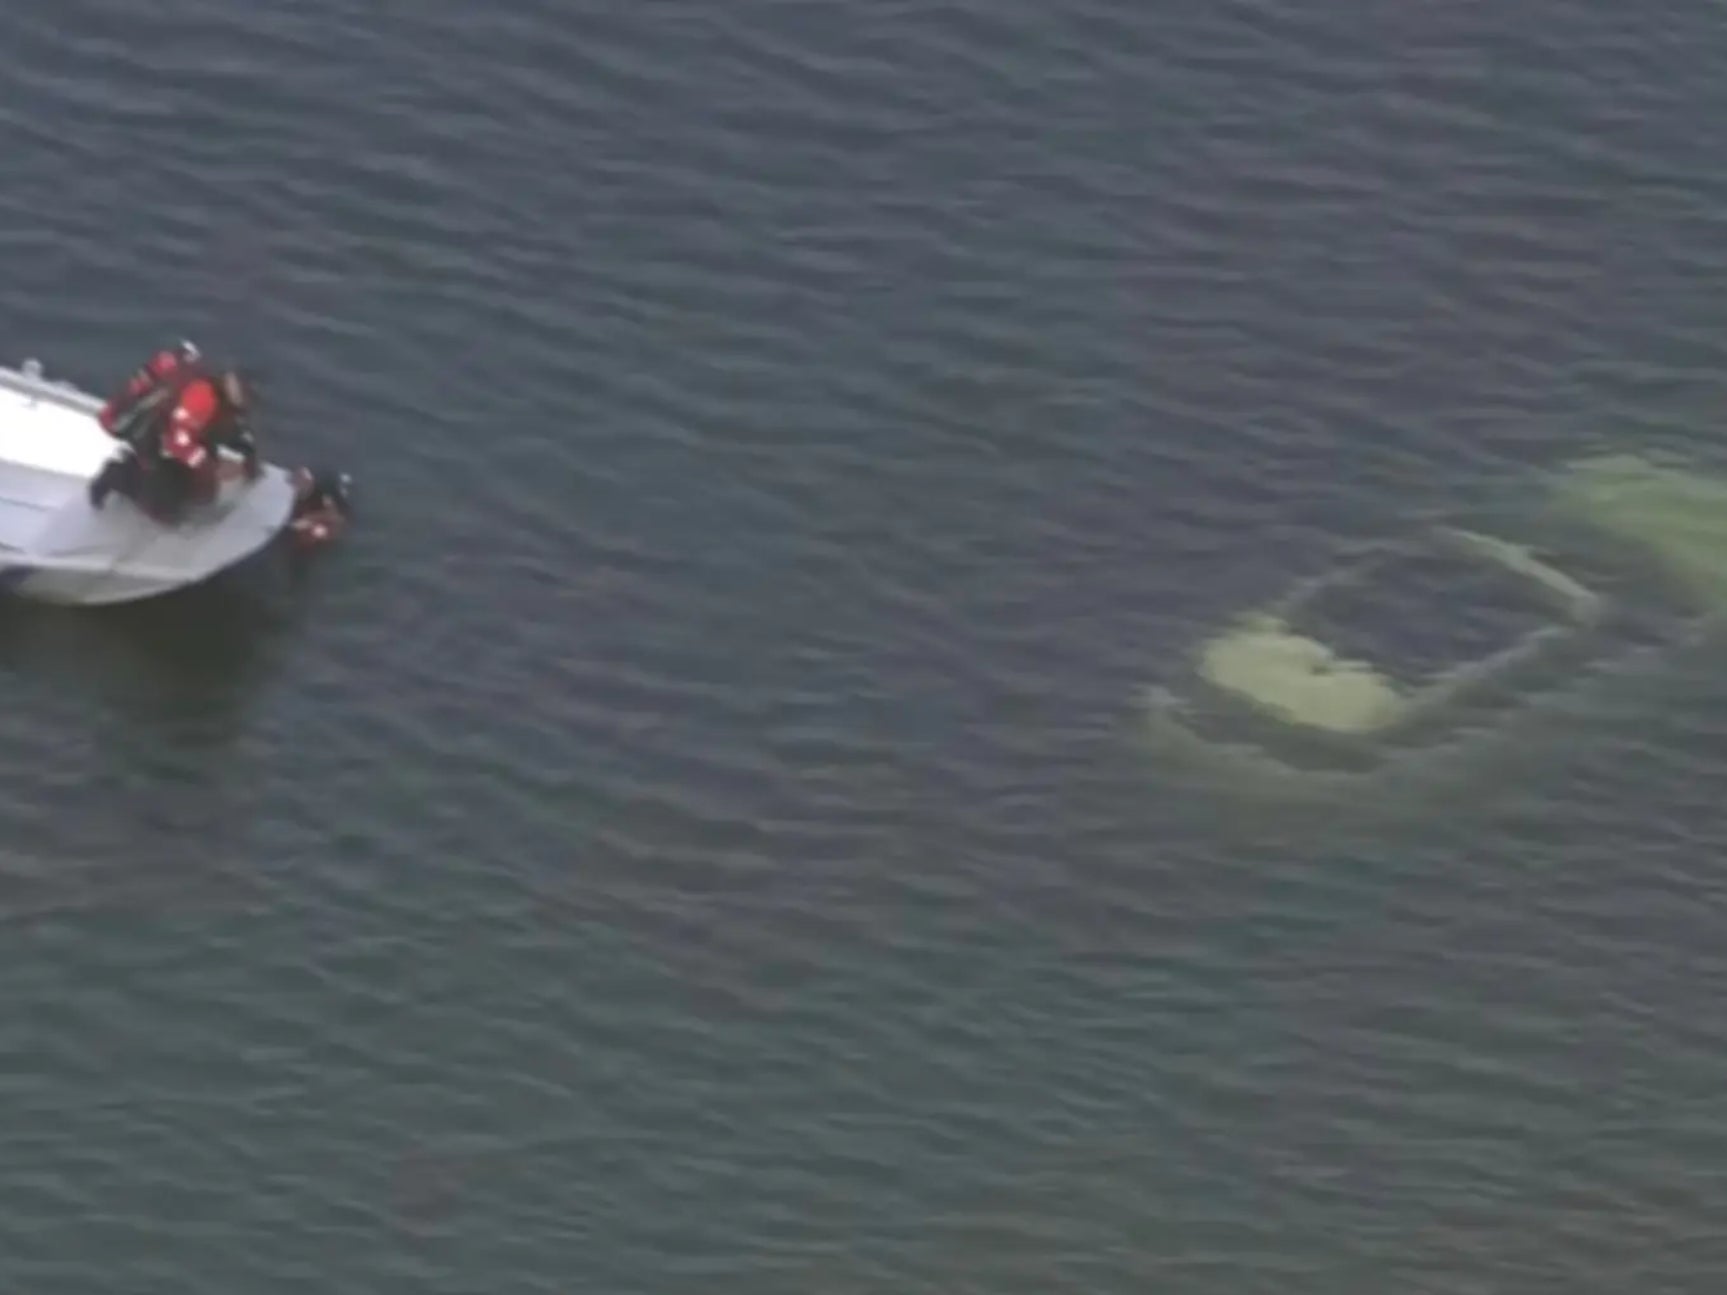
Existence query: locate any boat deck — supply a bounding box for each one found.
[0,379,112,552]
[0,372,110,480]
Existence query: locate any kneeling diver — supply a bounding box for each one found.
[89,344,261,521]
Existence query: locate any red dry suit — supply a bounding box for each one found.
[159,373,259,503]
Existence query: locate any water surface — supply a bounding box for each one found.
[0,1,1724,1290]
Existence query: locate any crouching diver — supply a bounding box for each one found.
[156,366,262,513]
[90,346,262,522]
[96,339,201,444]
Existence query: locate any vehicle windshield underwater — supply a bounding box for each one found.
[1140,452,1727,813]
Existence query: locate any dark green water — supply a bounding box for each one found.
[0,0,1725,1289]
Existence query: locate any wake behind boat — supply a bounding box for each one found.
[0,354,344,606]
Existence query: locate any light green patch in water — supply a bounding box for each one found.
[1547,452,1727,615]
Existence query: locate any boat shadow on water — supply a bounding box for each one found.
[0,546,308,696]
[0,548,331,920]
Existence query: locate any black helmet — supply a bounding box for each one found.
[302,466,353,515]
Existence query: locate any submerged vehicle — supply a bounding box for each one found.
[1140,452,1727,813]
[0,356,344,606]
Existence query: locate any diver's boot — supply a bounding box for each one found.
[88,459,117,509]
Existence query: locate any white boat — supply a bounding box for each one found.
[0,358,295,606]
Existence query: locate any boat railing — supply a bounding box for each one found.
[0,359,103,414]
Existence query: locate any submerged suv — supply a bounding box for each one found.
[1141,453,1727,809]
